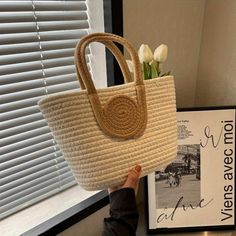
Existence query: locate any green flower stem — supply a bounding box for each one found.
[150,63,158,78]
[156,61,160,74]
[142,62,150,80]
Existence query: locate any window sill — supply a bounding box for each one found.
[0,185,109,236]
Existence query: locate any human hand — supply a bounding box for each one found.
[108,165,142,195]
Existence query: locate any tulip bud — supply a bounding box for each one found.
[126,60,134,73]
[138,44,153,63]
[154,44,168,63]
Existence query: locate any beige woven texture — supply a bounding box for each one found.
[38,77,177,190]
[38,33,177,190]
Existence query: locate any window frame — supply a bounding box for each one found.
[26,190,109,236]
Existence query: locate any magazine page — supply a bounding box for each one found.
[148,109,235,231]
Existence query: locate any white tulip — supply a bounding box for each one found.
[138,44,153,63]
[154,44,168,63]
[126,60,134,73]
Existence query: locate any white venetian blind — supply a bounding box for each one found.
[0,0,90,220]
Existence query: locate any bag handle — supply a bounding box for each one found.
[76,40,133,90]
[74,33,147,139]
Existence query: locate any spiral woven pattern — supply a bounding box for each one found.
[103,95,140,136]
[75,33,147,139]
[38,76,177,191]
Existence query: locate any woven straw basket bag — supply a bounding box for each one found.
[38,33,177,191]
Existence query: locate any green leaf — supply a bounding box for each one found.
[156,61,160,74]
[160,71,171,77]
[150,63,158,78]
[142,62,150,80]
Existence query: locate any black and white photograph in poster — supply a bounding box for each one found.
[146,107,235,233]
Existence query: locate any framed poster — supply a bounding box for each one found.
[146,107,236,233]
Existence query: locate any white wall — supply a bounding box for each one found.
[123,0,206,108]
[195,0,236,106]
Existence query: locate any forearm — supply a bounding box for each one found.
[102,188,139,236]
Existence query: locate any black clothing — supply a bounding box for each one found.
[102,188,139,236]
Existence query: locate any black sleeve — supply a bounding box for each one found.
[102,188,139,236]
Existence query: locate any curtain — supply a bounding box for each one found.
[0,0,90,220]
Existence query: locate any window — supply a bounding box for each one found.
[0,0,107,231]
